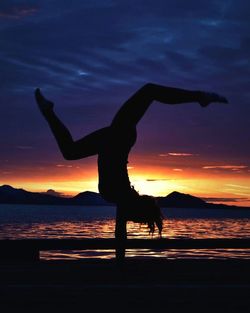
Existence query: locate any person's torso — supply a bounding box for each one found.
[97,126,136,202]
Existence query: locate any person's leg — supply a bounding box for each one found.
[35,88,109,160]
[111,83,228,128]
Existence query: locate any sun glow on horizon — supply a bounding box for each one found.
[1,162,250,206]
[1,152,250,206]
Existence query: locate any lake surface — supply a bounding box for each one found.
[0,204,250,260]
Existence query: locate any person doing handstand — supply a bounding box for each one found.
[35,83,227,260]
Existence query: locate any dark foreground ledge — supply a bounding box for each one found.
[1,259,250,312]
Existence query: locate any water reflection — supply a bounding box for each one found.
[1,218,250,239]
[1,218,250,260]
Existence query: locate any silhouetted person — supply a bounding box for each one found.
[35,83,228,261]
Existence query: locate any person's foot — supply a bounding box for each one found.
[199,91,228,107]
[35,88,54,115]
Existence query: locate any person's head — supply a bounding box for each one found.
[125,194,163,235]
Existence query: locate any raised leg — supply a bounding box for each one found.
[111,83,228,128]
[35,88,108,160]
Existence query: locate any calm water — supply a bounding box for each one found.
[0,204,250,260]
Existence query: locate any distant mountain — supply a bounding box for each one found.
[157,191,206,208]
[0,185,67,205]
[0,185,109,206]
[157,191,250,210]
[71,191,108,206]
[0,185,249,210]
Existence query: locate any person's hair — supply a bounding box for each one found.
[126,195,163,235]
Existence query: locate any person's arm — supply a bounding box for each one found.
[115,206,127,262]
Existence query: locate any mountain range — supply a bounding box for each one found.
[0,184,249,210]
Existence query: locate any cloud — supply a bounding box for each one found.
[1,171,12,175]
[16,145,33,150]
[146,179,170,182]
[56,164,73,168]
[225,184,250,190]
[0,6,38,19]
[203,165,248,170]
[159,153,197,157]
[202,197,250,203]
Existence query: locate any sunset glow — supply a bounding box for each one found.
[1,152,249,206]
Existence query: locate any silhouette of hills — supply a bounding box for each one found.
[0,185,107,206]
[157,191,206,208]
[157,191,250,210]
[0,185,249,210]
[72,191,109,206]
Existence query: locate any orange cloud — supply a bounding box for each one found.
[225,184,250,190]
[159,152,197,157]
[203,165,248,170]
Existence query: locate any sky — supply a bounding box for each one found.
[0,0,250,206]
